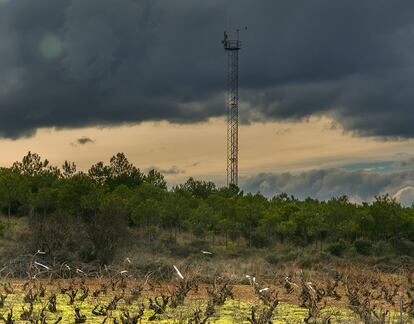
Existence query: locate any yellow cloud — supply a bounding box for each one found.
[0,116,413,186]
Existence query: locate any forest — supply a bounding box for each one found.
[0,151,413,269]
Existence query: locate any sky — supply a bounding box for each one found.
[2,0,414,203]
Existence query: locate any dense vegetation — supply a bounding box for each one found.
[0,151,414,265]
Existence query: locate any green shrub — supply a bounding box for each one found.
[327,240,347,257]
[161,237,176,245]
[168,244,195,257]
[265,250,300,265]
[192,225,206,239]
[219,245,255,258]
[354,238,373,256]
[392,238,414,257]
[131,258,173,280]
[0,221,5,238]
[372,240,392,256]
[265,254,281,265]
[188,239,210,250]
[251,232,271,248]
[77,240,97,263]
[298,252,332,268]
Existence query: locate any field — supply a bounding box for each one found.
[0,264,413,323]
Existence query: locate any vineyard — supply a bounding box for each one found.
[0,257,413,323]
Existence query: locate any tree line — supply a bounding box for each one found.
[0,151,413,262]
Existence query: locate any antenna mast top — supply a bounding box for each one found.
[222,28,246,51]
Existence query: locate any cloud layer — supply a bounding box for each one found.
[1,0,414,138]
[241,167,414,205]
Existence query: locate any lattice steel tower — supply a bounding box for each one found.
[222,30,242,186]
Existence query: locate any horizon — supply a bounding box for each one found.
[2,149,414,207]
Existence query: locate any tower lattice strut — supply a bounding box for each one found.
[222,31,242,186]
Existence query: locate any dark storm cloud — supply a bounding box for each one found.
[147,166,185,175]
[69,136,94,146]
[76,137,94,145]
[241,168,414,203]
[2,0,414,138]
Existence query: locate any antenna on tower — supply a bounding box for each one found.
[222,27,246,187]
